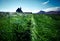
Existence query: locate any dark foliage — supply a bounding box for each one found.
[16,7,23,13]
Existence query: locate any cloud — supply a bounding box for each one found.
[22,9,40,13]
[42,0,49,5]
[43,7,60,12]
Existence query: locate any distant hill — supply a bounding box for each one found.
[38,11,46,14]
[38,7,60,14]
[38,11,60,14]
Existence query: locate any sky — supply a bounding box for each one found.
[0,0,60,13]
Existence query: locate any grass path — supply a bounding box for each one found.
[31,14,39,41]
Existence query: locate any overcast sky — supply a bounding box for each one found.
[0,0,60,13]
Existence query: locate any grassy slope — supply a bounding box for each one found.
[0,13,60,41]
[32,14,60,41]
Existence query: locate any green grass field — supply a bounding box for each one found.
[0,13,60,41]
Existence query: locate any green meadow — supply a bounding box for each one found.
[0,12,60,41]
